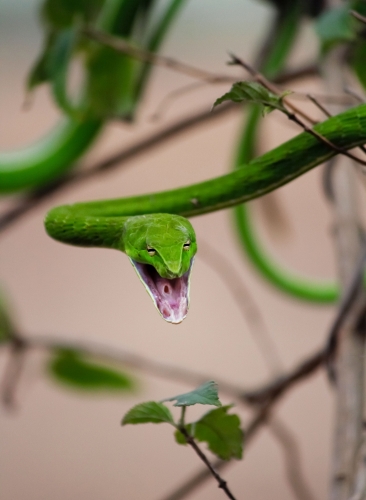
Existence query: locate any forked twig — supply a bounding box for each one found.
[228,53,318,125]
[229,53,366,167]
[307,94,366,156]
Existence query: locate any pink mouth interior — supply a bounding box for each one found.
[132,260,192,324]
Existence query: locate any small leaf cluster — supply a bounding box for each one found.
[122,381,244,461]
[213,81,290,116]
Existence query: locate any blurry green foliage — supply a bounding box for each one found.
[48,349,136,392]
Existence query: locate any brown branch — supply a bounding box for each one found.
[229,53,366,167]
[228,53,318,125]
[307,94,366,156]
[307,93,332,118]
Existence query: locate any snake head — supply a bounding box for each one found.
[122,214,197,324]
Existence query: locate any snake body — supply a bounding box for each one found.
[0,0,187,194]
[45,104,366,321]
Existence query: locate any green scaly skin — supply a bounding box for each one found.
[45,103,366,320]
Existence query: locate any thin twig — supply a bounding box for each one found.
[274,64,319,85]
[178,425,238,500]
[228,53,318,125]
[151,81,217,121]
[240,349,325,406]
[307,94,366,156]
[18,334,244,400]
[307,94,332,118]
[350,10,366,24]
[160,399,282,500]
[343,87,365,104]
[325,243,366,373]
[229,53,366,167]
[269,417,318,500]
[84,27,235,85]
[0,337,27,409]
[286,110,366,167]
[199,240,284,376]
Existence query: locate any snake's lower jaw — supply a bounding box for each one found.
[130,258,194,324]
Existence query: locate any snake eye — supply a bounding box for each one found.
[183,240,191,250]
[147,246,156,256]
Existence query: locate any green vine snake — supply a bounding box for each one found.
[44,103,366,322]
[2,1,363,322]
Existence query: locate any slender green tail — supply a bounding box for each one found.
[233,4,339,303]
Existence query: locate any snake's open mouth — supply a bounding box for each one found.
[130,259,194,324]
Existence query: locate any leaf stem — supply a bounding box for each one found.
[179,406,186,427]
[284,110,366,166]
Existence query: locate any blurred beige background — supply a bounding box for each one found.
[0,1,339,499]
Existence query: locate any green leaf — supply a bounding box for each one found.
[175,406,243,461]
[122,402,174,425]
[48,349,136,392]
[213,81,289,116]
[315,5,356,50]
[162,381,222,407]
